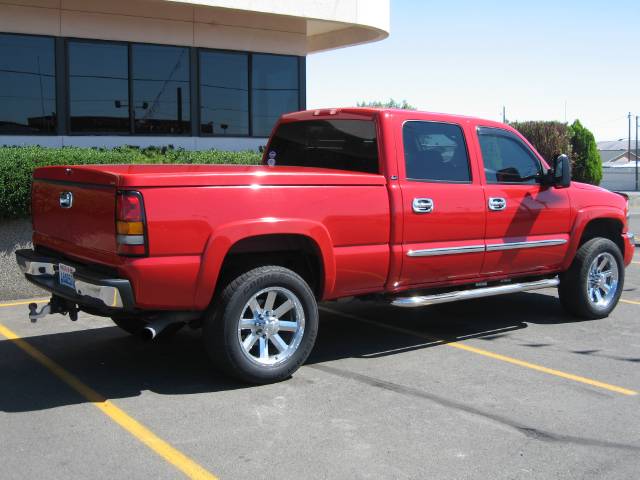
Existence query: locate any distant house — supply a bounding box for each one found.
[598,140,640,167]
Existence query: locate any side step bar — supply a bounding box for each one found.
[391,277,560,308]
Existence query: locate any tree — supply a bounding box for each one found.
[569,120,602,185]
[511,119,602,186]
[510,121,570,164]
[357,98,417,110]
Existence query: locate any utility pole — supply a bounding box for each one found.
[502,106,506,124]
[629,113,632,185]
[636,115,640,192]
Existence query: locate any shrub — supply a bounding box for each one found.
[0,146,261,219]
[510,121,571,164]
[569,120,602,185]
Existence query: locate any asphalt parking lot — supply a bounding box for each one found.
[1,251,639,480]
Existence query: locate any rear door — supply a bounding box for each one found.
[476,126,571,276]
[398,120,486,286]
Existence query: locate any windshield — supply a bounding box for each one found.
[266,119,379,174]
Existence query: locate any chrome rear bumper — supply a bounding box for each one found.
[15,249,134,312]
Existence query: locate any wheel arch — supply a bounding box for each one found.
[194,219,336,309]
[562,207,626,270]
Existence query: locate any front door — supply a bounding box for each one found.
[399,120,486,287]
[476,127,571,276]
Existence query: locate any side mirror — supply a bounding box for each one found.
[551,154,571,188]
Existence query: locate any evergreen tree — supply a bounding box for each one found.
[569,120,602,185]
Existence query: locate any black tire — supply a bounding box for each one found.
[558,238,625,319]
[111,316,146,335]
[203,266,319,384]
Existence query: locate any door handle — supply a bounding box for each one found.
[488,197,507,211]
[413,198,434,213]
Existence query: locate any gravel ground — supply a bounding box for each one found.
[0,219,45,301]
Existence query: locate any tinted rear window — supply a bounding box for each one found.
[266,119,379,173]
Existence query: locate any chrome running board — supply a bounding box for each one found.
[391,277,560,308]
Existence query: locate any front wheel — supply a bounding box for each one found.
[558,238,625,319]
[203,266,319,384]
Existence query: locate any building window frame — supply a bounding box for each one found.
[197,47,251,138]
[0,31,58,136]
[250,52,301,138]
[130,42,192,136]
[2,32,304,138]
[65,37,131,136]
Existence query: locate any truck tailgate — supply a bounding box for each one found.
[32,167,118,254]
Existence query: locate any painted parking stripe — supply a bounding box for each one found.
[621,299,640,306]
[0,298,49,308]
[0,322,218,480]
[319,306,638,396]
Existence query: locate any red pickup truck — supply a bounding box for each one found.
[17,108,635,383]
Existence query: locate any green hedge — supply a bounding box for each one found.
[0,146,262,219]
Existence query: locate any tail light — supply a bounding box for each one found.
[116,191,147,256]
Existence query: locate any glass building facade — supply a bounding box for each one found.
[0,33,304,137]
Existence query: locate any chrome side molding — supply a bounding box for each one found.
[407,239,568,257]
[407,245,485,257]
[391,277,560,308]
[486,239,567,251]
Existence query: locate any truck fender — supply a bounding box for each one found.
[193,218,336,309]
[561,206,626,270]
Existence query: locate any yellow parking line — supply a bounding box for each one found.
[621,299,640,305]
[320,307,638,396]
[0,323,218,480]
[0,298,49,308]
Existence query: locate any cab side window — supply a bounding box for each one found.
[403,121,471,182]
[478,127,542,184]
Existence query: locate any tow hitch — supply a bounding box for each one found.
[28,296,79,323]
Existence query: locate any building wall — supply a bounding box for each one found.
[0,0,389,149]
[0,0,389,55]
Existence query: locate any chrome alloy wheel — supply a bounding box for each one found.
[587,252,619,309]
[237,287,305,366]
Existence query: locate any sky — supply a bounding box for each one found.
[307,0,640,142]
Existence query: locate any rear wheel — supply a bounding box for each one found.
[203,266,318,384]
[559,238,624,319]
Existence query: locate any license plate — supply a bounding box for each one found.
[58,263,76,289]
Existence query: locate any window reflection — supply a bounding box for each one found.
[68,41,129,133]
[0,34,56,134]
[132,44,190,134]
[252,54,299,137]
[199,51,248,136]
[3,34,303,138]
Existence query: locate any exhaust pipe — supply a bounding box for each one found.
[141,316,185,340]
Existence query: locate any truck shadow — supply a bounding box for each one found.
[0,291,603,413]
